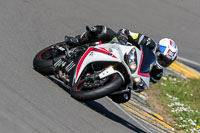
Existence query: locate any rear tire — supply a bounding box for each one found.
[33,42,65,75]
[70,73,123,101]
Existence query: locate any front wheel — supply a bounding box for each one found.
[70,73,123,101]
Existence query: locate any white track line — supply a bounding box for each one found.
[177,56,200,67]
[108,98,154,133]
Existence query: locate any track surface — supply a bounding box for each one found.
[0,0,199,133]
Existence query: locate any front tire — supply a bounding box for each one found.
[70,73,123,101]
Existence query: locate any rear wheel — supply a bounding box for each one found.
[33,42,66,75]
[70,73,123,101]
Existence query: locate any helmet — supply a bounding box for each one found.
[155,38,178,68]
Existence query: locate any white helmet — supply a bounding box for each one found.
[155,38,178,68]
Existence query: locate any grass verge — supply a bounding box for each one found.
[147,75,200,133]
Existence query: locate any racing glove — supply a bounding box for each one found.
[138,36,156,50]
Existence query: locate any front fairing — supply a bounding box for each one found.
[73,45,122,84]
[98,44,156,88]
[73,42,156,89]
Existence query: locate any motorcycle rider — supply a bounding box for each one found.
[55,25,178,103]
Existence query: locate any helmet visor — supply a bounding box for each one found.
[156,53,173,67]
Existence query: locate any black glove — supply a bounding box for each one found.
[117,29,129,45]
[150,65,163,83]
[140,36,156,50]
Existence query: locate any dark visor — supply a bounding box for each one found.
[157,53,173,67]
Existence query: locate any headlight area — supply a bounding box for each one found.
[124,48,137,73]
[132,77,148,93]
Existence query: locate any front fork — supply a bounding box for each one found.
[98,65,125,83]
[98,65,131,95]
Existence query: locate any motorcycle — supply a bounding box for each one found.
[33,38,156,103]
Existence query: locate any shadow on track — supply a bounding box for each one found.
[84,101,146,133]
[47,76,146,133]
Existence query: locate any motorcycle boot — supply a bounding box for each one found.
[64,32,90,47]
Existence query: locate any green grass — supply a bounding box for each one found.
[154,75,200,132]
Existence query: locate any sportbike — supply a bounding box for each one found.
[33,39,156,103]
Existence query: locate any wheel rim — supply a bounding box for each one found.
[75,75,113,92]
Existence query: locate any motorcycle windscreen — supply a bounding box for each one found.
[140,45,156,74]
